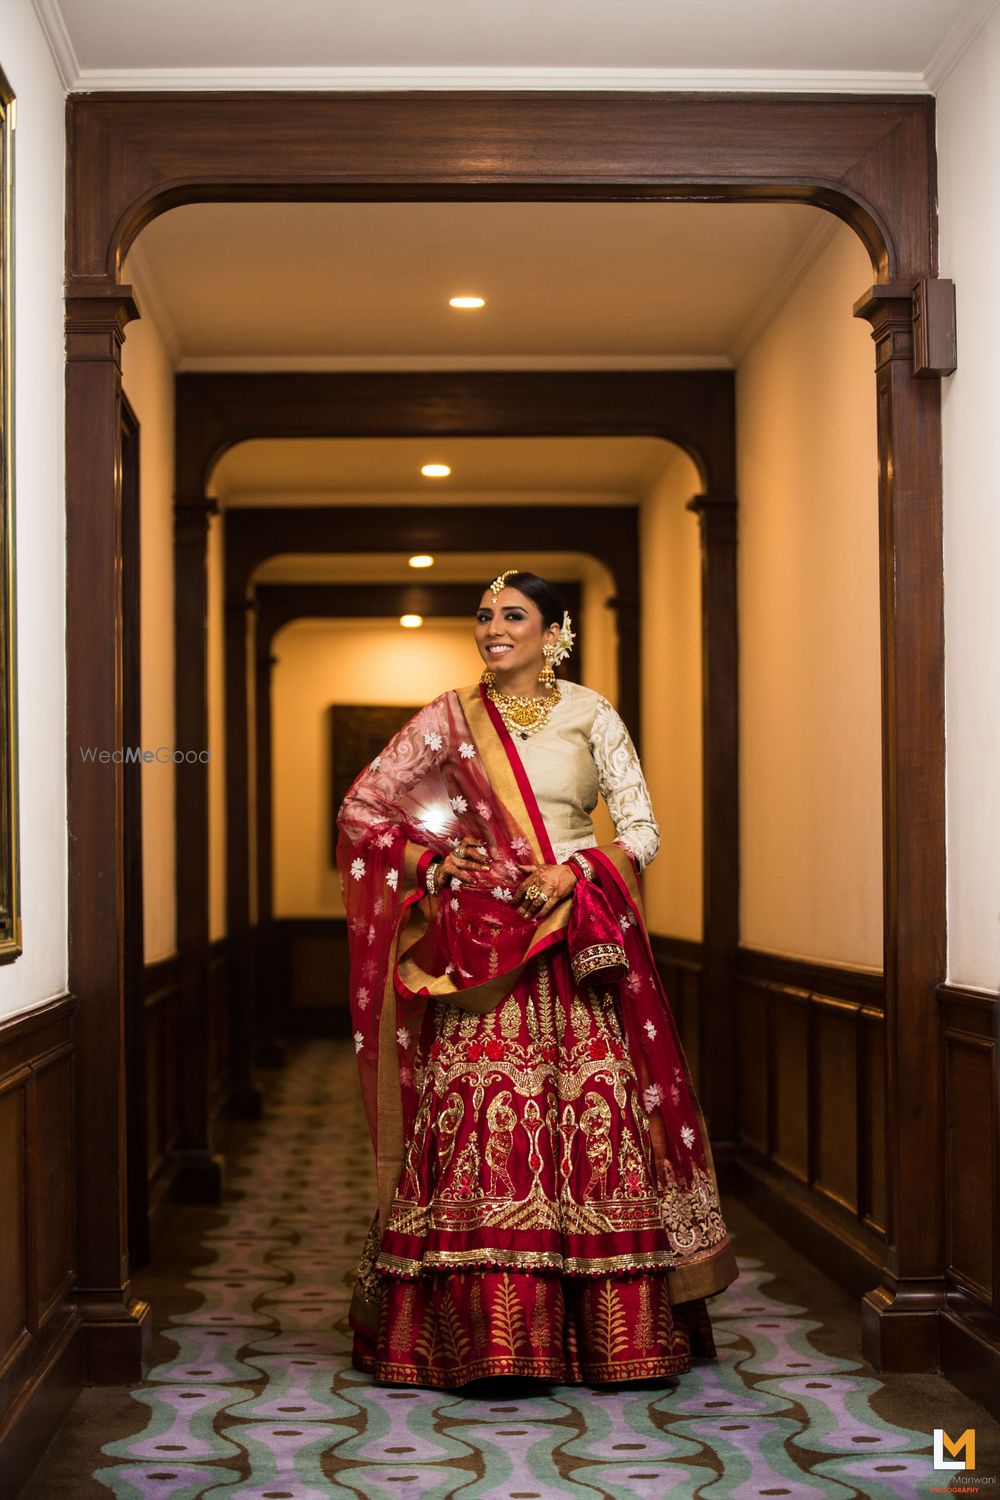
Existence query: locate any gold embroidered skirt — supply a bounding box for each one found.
[350,952,722,1386]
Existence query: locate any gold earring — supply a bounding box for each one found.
[538,643,557,692]
[480,666,496,687]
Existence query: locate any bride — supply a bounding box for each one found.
[337,569,738,1387]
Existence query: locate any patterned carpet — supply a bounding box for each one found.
[20,1039,1000,1499]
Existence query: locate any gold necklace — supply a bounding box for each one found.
[486,681,561,740]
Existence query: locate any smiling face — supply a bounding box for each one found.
[475,586,560,681]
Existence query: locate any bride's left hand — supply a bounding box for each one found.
[514,861,578,920]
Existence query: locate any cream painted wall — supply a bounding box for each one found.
[207,511,227,941]
[0,2,67,1018]
[121,291,177,962]
[937,7,1000,991]
[737,221,882,968]
[639,447,704,940]
[272,619,478,917]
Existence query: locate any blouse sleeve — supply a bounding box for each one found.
[588,696,660,872]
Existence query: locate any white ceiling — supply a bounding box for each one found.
[38,0,993,88]
[126,200,837,368]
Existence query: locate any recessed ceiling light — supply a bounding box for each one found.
[420,464,451,478]
[449,295,486,309]
[408,554,435,569]
[400,614,424,629]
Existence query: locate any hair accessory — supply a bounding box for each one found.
[489,568,518,598]
[550,610,575,665]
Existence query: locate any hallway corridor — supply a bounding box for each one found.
[17,1041,999,1499]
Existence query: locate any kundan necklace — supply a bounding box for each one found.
[486,679,561,740]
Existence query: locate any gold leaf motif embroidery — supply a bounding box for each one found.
[440,1284,472,1366]
[529,1277,550,1350]
[635,1279,655,1352]
[390,1284,416,1356]
[594,1277,630,1361]
[469,1275,489,1350]
[492,1271,527,1355]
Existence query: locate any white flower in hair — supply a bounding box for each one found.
[550,609,576,665]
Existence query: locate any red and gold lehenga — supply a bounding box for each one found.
[336,680,739,1388]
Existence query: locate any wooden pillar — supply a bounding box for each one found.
[854,284,948,1370]
[254,634,284,1067]
[225,592,263,1118]
[172,495,225,1200]
[685,492,739,1146]
[65,280,150,1380]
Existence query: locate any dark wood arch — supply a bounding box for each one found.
[63,90,948,1396]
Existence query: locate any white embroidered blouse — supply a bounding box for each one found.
[513,680,660,871]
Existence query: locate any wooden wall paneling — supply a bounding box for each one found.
[63,89,947,1383]
[0,1067,28,1375]
[812,997,859,1214]
[772,988,811,1183]
[936,983,1000,1417]
[0,1000,83,1497]
[28,1046,76,1329]
[944,1032,993,1300]
[648,934,704,1092]
[860,1007,887,1235]
[276,917,351,1033]
[737,978,768,1156]
[730,952,889,1300]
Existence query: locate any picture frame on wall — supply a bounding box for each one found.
[329,704,420,866]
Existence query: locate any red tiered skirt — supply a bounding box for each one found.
[349,951,720,1387]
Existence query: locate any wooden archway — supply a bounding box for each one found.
[63,91,946,1388]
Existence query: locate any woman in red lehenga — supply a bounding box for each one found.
[337,569,739,1388]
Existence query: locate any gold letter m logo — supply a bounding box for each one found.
[933,1428,975,1470]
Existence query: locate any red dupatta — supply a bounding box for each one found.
[336,683,738,1305]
